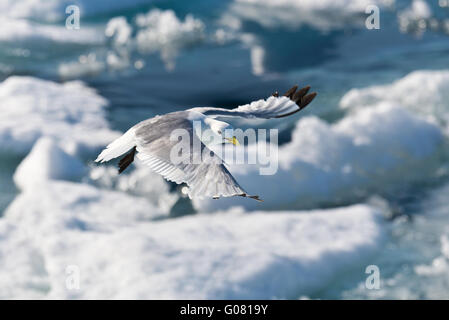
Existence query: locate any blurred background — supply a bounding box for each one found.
[1,0,449,299]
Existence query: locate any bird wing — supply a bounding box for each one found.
[133,112,261,201]
[192,85,317,119]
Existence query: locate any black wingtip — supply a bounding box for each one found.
[274,85,317,118]
[300,92,317,109]
[283,85,298,98]
[293,85,310,103]
[118,146,137,174]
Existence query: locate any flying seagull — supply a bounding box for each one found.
[95,85,316,201]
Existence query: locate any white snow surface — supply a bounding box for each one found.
[0,193,384,299]
[340,70,449,133]
[13,137,86,190]
[0,76,119,155]
[0,0,157,22]
[0,17,104,44]
[88,162,179,214]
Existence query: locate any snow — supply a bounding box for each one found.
[0,76,119,155]
[0,0,156,22]
[340,70,449,133]
[88,161,179,214]
[135,9,205,70]
[339,182,449,299]
[0,17,104,44]
[58,54,107,79]
[0,5,205,77]
[0,192,385,298]
[0,180,169,298]
[13,137,86,190]
[0,125,387,298]
[398,0,432,34]
[105,17,133,46]
[415,235,449,276]
[58,9,206,76]
[403,0,432,19]
[193,103,443,211]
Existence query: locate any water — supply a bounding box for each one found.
[1,0,449,299]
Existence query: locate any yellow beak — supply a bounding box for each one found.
[225,136,240,146]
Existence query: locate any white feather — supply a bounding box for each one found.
[95,128,136,163]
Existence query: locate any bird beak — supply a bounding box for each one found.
[225,136,240,146]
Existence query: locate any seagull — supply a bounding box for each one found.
[95,85,316,201]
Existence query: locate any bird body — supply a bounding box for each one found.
[95,85,316,201]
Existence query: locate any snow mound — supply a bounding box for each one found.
[88,161,179,214]
[0,0,156,22]
[13,137,86,190]
[58,54,107,79]
[340,70,449,132]
[193,103,443,211]
[58,9,206,77]
[339,182,449,299]
[0,76,119,155]
[415,235,449,276]
[135,9,205,70]
[397,0,432,35]
[105,17,133,46]
[0,195,384,298]
[0,180,170,298]
[0,17,104,44]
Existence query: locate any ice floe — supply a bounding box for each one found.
[58,9,206,77]
[0,17,104,44]
[13,137,86,190]
[0,76,119,155]
[105,17,133,47]
[58,53,107,79]
[224,0,394,31]
[0,5,206,77]
[0,197,384,298]
[0,179,171,298]
[397,0,433,35]
[135,9,205,70]
[340,70,449,133]
[88,161,179,214]
[0,0,157,22]
[193,102,443,211]
[336,182,449,299]
[415,235,449,276]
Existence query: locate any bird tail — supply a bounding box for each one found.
[95,128,136,163]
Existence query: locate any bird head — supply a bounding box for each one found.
[216,123,240,146]
[203,118,240,146]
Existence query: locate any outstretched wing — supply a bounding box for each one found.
[191,85,317,119]
[133,112,261,201]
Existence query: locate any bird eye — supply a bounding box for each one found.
[218,130,222,134]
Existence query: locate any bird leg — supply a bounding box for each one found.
[239,193,263,202]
